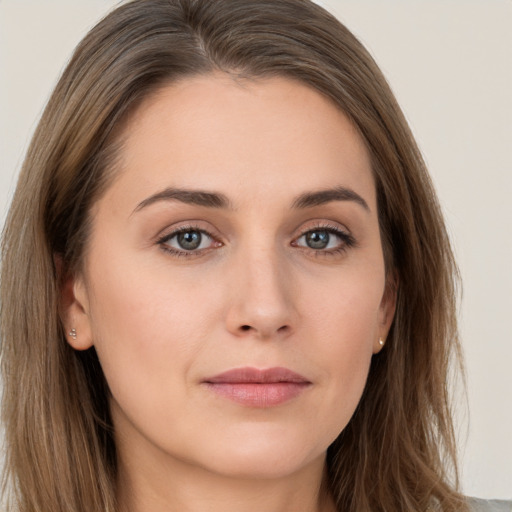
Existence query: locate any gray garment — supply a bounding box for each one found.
[469,498,512,511]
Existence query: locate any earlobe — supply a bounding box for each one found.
[56,255,94,351]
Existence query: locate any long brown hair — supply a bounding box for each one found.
[1,1,466,510]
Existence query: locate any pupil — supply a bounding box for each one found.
[177,231,201,250]
[306,231,329,249]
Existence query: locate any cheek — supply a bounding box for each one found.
[297,267,383,438]
[88,242,215,342]
[301,261,384,354]
[83,255,228,466]
[84,250,218,410]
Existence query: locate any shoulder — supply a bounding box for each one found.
[467,498,512,512]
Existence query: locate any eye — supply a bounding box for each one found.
[158,227,219,255]
[302,230,333,250]
[293,226,355,253]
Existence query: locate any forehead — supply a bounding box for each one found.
[103,74,376,212]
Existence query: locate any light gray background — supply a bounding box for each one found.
[0,0,511,500]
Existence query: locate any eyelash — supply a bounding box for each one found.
[156,223,356,258]
[292,223,356,258]
[157,224,218,258]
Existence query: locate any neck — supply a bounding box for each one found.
[116,446,336,512]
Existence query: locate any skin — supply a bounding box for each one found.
[63,74,396,512]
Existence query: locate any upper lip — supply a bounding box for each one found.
[204,367,310,384]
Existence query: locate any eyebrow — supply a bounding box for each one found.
[133,185,369,214]
[133,187,232,213]
[292,186,370,212]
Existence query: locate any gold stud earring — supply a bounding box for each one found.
[69,328,77,340]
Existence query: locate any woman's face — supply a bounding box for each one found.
[67,75,395,480]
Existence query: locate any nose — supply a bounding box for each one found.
[224,245,297,340]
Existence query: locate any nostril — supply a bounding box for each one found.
[240,325,251,331]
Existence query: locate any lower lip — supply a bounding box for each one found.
[204,382,310,407]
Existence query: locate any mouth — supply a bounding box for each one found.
[202,367,312,407]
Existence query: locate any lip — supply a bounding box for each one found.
[202,367,311,407]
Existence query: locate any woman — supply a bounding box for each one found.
[0,0,509,511]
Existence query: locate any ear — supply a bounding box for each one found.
[373,271,398,354]
[55,255,94,351]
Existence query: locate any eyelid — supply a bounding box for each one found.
[292,220,351,239]
[291,221,357,254]
[155,220,223,242]
[156,222,223,257]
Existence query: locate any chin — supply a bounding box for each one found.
[190,424,329,479]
